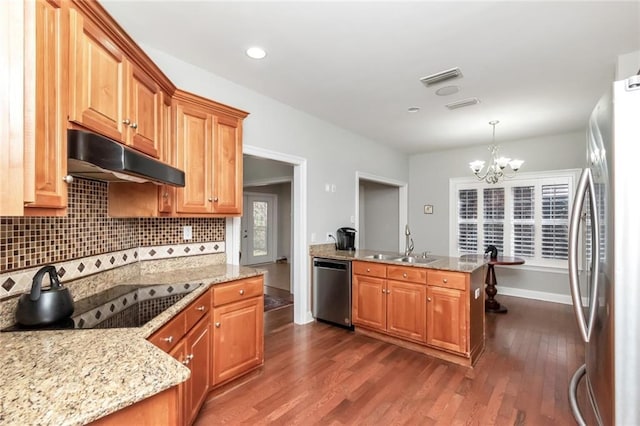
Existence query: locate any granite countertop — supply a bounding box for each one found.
[309,245,486,273]
[0,264,264,426]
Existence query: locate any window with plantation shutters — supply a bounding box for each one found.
[450,169,580,268]
[458,189,478,253]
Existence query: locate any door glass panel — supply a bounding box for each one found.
[252,201,268,257]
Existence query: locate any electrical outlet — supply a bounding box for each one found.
[474,288,481,299]
[183,225,192,240]
[326,232,333,242]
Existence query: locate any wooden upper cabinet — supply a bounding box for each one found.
[69,8,127,143]
[175,102,213,214]
[129,65,161,158]
[68,7,163,158]
[174,89,248,217]
[27,0,69,212]
[212,114,243,215]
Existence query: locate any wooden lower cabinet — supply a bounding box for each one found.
[427,285,466,353]
[89,387,179,426]
[184,317,211,425]
[387,280,427,343]
[352,265,426,344]
[212,291,264,385]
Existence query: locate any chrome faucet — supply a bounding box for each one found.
[404,224,414,256]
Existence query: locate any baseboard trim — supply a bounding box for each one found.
[498,286,574,305]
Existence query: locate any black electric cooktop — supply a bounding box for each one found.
[2,282,203,332]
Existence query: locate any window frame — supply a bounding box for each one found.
[449,169,582,270]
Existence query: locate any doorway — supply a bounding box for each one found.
[241,192,278,266]
[355,172,408,252]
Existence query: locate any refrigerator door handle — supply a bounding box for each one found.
[568,167,598,342]
[569,364,588,426]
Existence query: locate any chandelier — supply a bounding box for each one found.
[469,120,524,184]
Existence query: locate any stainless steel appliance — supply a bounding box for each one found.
[568,75,640,425]
[336,227,356,251]
[312,258,352,328]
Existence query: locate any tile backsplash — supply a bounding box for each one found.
[0,178,225,299]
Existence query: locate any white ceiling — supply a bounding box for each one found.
[102,1,640,154]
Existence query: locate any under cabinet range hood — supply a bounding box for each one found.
[67,130,185,187]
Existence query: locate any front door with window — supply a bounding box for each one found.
[241,193,277,265]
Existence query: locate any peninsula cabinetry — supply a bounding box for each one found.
[352,260,484,366]
[174,89,248,216]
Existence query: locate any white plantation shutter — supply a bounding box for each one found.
[541,184,569,259]
[483,188,504,253]
[451,169,578,268]
[512,186,535,257]
[458,189,478,253]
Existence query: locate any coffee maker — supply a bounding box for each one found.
[336,227,357,251]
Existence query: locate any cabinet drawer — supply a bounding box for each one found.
[427,270,467,290]
[352,261,386,278]
[148,312,186,353]
[212,277,263,307]
[185,290,211,332]
[387,266,426,284]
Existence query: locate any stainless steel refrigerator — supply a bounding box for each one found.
[568,74,640,425]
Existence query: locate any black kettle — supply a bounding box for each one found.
[16,265,74,326]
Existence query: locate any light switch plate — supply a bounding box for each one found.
[474,288,481,299]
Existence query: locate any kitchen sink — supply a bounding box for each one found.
[364,253,399,260]
[393,256,437,264]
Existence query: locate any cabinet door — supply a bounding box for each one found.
[185,317,211,425]
[212,114,242,214]
[352,275,386,331]
[175,103,213,214]
[129,65,160,158]
[68,9,127,143]
[212,297,264,385]
[168,339,187,426]
[27,0,68,210]
[387,280,427,343]
[427,286,467,354]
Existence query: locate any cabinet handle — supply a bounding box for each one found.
[62,175,74,184]
[122,118,130,125]
[403,273,408,278]
[387,290,391,294]
[427,297,432,302]
[208,197,213,202]
[196,306,205,311]
[366,268,371,272]
[239,289,245,295]
[381,288,385,294]
[442,278,448,283]
[130,122,138,129]
[213,197,219,202]
[215,322,221,328]
[182,354,193,365]
[162,192,169,198]
[162,336,173,344]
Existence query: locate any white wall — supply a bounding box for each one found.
[409,131,585,300]
[360,180,399,252]
[145,47,410,243]
[244,156,293,183]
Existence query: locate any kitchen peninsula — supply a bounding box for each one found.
[310,245,486,367]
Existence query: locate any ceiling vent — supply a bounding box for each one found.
[420,67,463,87]
[445,97,481,110]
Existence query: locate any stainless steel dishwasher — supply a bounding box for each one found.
[312,258,352,329]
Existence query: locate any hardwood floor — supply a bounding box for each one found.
[195,296,583,425]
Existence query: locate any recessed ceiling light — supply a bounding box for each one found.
[246,46,267,59]
[407,107,420,113]
[435,85,459,96]
[420,67,463,87]
[445,97,481,110]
